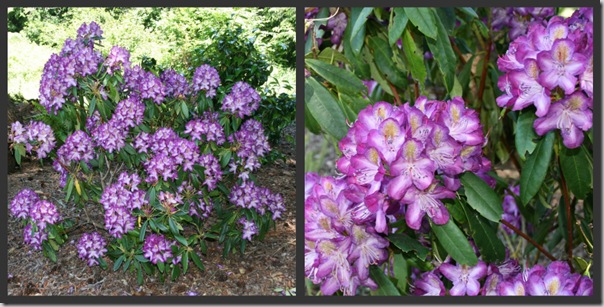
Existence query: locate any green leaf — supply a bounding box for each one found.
[516,112,539,160]
[461,203,506,263]
[314,47,350,65]
[137,265,144,285]
[157,261,165,273]
[392,253,408,294]
[389,8,408,46]
[305,77,348,140]
[401,27,426,83]
[348,8,371,54]
[135,255,149,263]
[560,145,593,199]
[403,8,437,39]
[460,172,503,222]
[171,265,181,281]
[190,251,205,271]
[520,132,555,205]
[367,36,407,89]
[431,219,478,266]
[182,251,189,275]
[388,233,429,261]
[304,103,321,134]
[426,12,456,93]
[180,101,189,119]
[457,7,478,18]
[113,255,125,272]
[306,59,366,94]
[65,176,74,202]
[369,266,401,296]
[139,220,148,242]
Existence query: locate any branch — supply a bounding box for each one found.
[500,219,556,261]
[558,155,575,272]
[388,82,402,106]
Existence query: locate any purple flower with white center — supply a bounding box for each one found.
[232,119,270,171]
[143,234,177,264]
[349,148,385,196]
[425,124,463,175]
[388,139,436,200]
[105,46,131,75]
[498,278,527,296]
[104,206,135,238]
[440,97,484,146]
[13,121,56,159]
[112,95,145,129]
[314,239,352,295]
[192,64,220,98]
[189,198,212,219]
[161,69,191,99]
[533,91,592,148]
[23,224,48,250]
[579,55,593,98]
[366,118,406,165]
[10,189,39,220]
[402,183,455,230]
[439,261,487,296]
[527,272,573,296]
[508,59,551,117]
[133,131,151,153]
[239,218,258,241]
[76,21,102,42]
[158,191,182,214]
[143,153,178,183]
[198,153,222,191]
[412,272,446,296]
[10,121,27,143]
[123,65,166,104]
[57,130,95,163]
[28,200,60,230]
[537,39,586,95]
[77,232,107,266]
[348,224,388,280]
[221,81,261,118]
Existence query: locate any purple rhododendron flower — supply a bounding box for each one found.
[77,232,107,266]
[143,234,177,264]
[192,64,220,98]
[412,272,446,296]
[10,189,39,220]
[439,261,487,296]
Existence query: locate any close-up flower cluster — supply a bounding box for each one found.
[497,7,593,148]
[191,64,221,98]
[77,232,108,266]
[9,189,60,250]
[99,171,146,238]
[143,233,180,265]
[221,81,261,118]
[229,180,286,220]
[184,111,226,145]
[123,64,166,104]
[10,121,56,159]
[229,119,271,175]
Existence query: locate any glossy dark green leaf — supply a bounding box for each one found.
[457,7,478,18]
[369,266,401,296]
[343,23,370,77]
[520,132,554,205]
[305,77,348,140]
[306,59,366,94]
[389,8,408,46]
[401,28,427,84]
[560,145,593,199]
[462,203,506,263]
[388,233,429,261]
[348,8,370,55]
[367,36,407,89]
[426,12,456,93]
[515,112,539,160]
[431,219,478,266]
[403,8,437,39]
[435,8,455,34]
[461,172,504,222]
[190,251,205,271]
[304,103,321,134]
[314,47,350,65]
[392,253,408,294]
[113,255,125,272]
[182,252,189,275]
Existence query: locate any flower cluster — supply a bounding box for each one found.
[497,8,593,148]
[229,180,286,220]
[491,7,555,40]
[99,172,146,238]
[53,130,95,187]
[198,153,223,191]
[104,46,131,75]
[10,189,60,250]
[143,234,180,265]
[123,65,166,104]
[305,174,389,295]
[412,259,592,296]
[77,232,108,266]
[336,97,490,233]
[323,12,347,45]
[221,81,261,118]
[184,111,226,145]
[161,69,191,99]
[139,128,202,183]
[239,217,258,241]
[39,22,104,114]
[192,64,221,98]
[10,121,56,159]
[229,119,270,174]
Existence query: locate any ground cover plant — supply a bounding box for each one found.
[304,7,594,296]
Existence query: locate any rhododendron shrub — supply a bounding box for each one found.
[8,21,287,283]
[305,7,593,297]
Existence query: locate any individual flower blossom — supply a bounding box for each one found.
[536,39,586,95]
[161,69,191,99]
[498,278,527,296]
[412,272,446,296]
[23,224,48,251]
[143,234,177,264]
[402,183,455,230]
[388,140,436,200]
[526,272,573,296]
[192,64,220,98]
[221,81,261,118]
[533,91,592,148]
[28,200,60,230]
[10,189,40,220]
[77,232,107,266]
[104,46,131,75]
[239,218,258,241]
[348,224,388,280]
[439,261,487,296]
[158,191,183,214]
